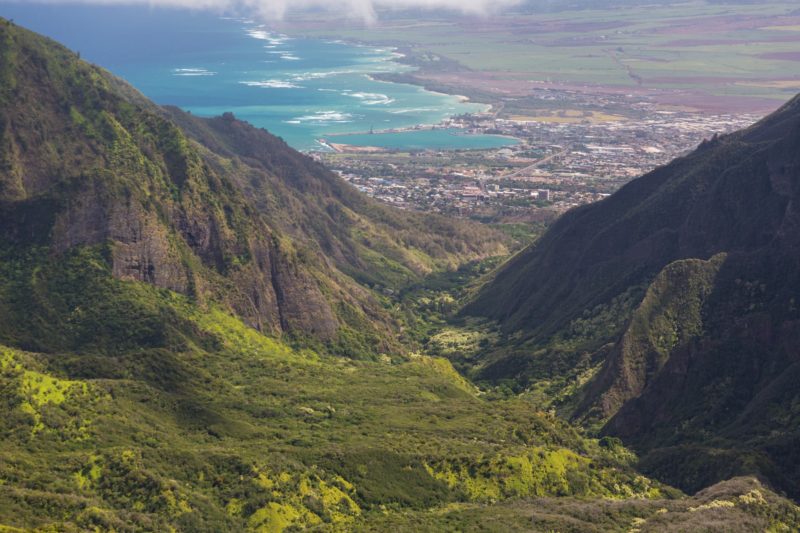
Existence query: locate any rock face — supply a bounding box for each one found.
[0,22,337,341]
[577,254,726,421]
[0,20,506,353]
[464,94,800,497]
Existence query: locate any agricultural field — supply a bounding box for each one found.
[508,110,627,123]
[284,1,800,115]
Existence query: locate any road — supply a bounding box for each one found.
[501,146,571,179]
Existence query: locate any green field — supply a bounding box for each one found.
[286,1,800,112]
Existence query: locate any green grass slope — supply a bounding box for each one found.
[0,251,670,531]
[358,477,800,532]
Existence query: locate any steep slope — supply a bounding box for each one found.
[464,93,800,497]
[362,477,800,532]
[577,253,727,421]
[0,18,507,358]
[0,250,794,531]
[165,108,505,290]
[5,278,796,531]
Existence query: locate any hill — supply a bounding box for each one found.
[464,92,800,498]
[0,18,507,359]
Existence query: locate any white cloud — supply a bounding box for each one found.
[13,0,523,23]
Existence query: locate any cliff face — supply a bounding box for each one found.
[165,108,509,286]
[464,93,800,496]
[0,20,334,339]
[604,204,800,496]
[0,20,506,354]
[576,254,727,422]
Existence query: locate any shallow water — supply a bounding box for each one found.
[3,5,516,151]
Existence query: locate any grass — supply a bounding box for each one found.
[0,247,672,531]
[737,80,800,89]
[355,477,800,532]
[289,1,800,108]
[762,25,800,31]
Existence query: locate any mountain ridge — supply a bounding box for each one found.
[0,17,508,357]
[463,90,800,498]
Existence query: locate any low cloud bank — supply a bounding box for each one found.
[11,0,523,23]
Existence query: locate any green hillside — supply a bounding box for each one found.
[0,241,682,530]
[0,18,507,359]
[0,269,666,530]
[2,262,798,531]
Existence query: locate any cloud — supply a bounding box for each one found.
[14,0,523,23]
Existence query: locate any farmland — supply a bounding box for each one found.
[283,1,800,116]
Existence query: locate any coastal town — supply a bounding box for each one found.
[314,90,762,223]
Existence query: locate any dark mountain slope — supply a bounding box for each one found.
[464,107,793,337]
[464,94,800,497]
[0,19,506,356]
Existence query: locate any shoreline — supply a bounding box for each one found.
[291,36,497,149]
[325,126,517,139]
[363,72,490,118]
[247,29,504,152]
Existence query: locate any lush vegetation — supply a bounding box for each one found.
[356,477,800,532]
[0,18,658,531]
[0,17,510,363]
[2,15,800,532]
[1,243,799,530]
[0,244,672,531]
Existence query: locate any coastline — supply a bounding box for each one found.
[289,36,498,149]
[364,71,485,108]
[324,141,387,153]
[363,72,489,112]
[240,25,505,151]
[230,25,507,150]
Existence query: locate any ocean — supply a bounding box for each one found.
[1,4,516,151]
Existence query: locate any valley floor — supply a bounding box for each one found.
[2,266,799,531]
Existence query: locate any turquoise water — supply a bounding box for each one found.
[1,5,517,151]
[330,129,518,150]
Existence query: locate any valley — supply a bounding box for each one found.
[2,2,800,532]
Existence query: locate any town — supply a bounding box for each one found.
[314,89,762,223]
